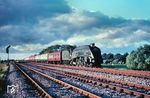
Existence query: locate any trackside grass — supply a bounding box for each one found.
[0,64,8,91]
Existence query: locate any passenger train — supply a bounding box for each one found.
[25,43,103,67]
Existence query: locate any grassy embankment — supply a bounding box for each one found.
[101,64,128,69]
[0,63,8,91]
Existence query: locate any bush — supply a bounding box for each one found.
[126,44,150,70]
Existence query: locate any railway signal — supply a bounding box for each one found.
[6,45,11,64]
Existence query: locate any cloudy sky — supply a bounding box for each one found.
[0,0,150,60]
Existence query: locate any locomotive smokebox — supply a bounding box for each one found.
[90,43,95,47]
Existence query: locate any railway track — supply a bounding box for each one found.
[16,63,100,98]
[2,63,51,98]
[32,63,150,88]
[37,63,150,84]
[14,63,52,98]
[27,62,150,98]
[49,66,150,89]
[20,62,149,98]
[30,63,150,98]
[33,62,150,79]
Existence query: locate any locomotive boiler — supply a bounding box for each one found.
[70,43,103,67]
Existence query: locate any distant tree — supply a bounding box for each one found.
[102,53,114,64]
[102,52,128,64]
[102,53,107,60]
[146,58,150,65]
[121,53,129,63]
[106,53,114,59]
[126,44,150,70]
[123,53,128,57]
[112,53,121,64]
[114,53,122,59]
[39,44,76,54]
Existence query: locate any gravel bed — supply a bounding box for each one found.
[43,66,150,87]
[25,64,137,98]
[2,63,39,98]
[63,78,135,98]
[77,75,148,94]
[20,65,86,98]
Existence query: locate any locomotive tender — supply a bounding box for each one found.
[25,44,103,67]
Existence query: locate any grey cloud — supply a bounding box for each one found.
[34,11,150,39]
[0,0,71,26]
[0,0,72,52]
[0,2,150,53]
[0,25,29,46]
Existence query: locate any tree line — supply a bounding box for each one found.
[126,44,150,71]
[39,44,150,71]
[39,44,76,54]
[102,53,128,64]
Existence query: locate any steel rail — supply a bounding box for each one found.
[31,64,150,98]
[19,63,101,98]
[14,63,52,98]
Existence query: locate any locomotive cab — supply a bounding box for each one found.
[89,43,103,67]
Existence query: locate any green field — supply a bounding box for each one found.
[0,64,8,78]
[101,64,128,70]
[0,64,8,92]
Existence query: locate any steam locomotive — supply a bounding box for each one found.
[25,44,103,67]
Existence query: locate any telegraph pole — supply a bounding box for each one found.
[6,45,11,65]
